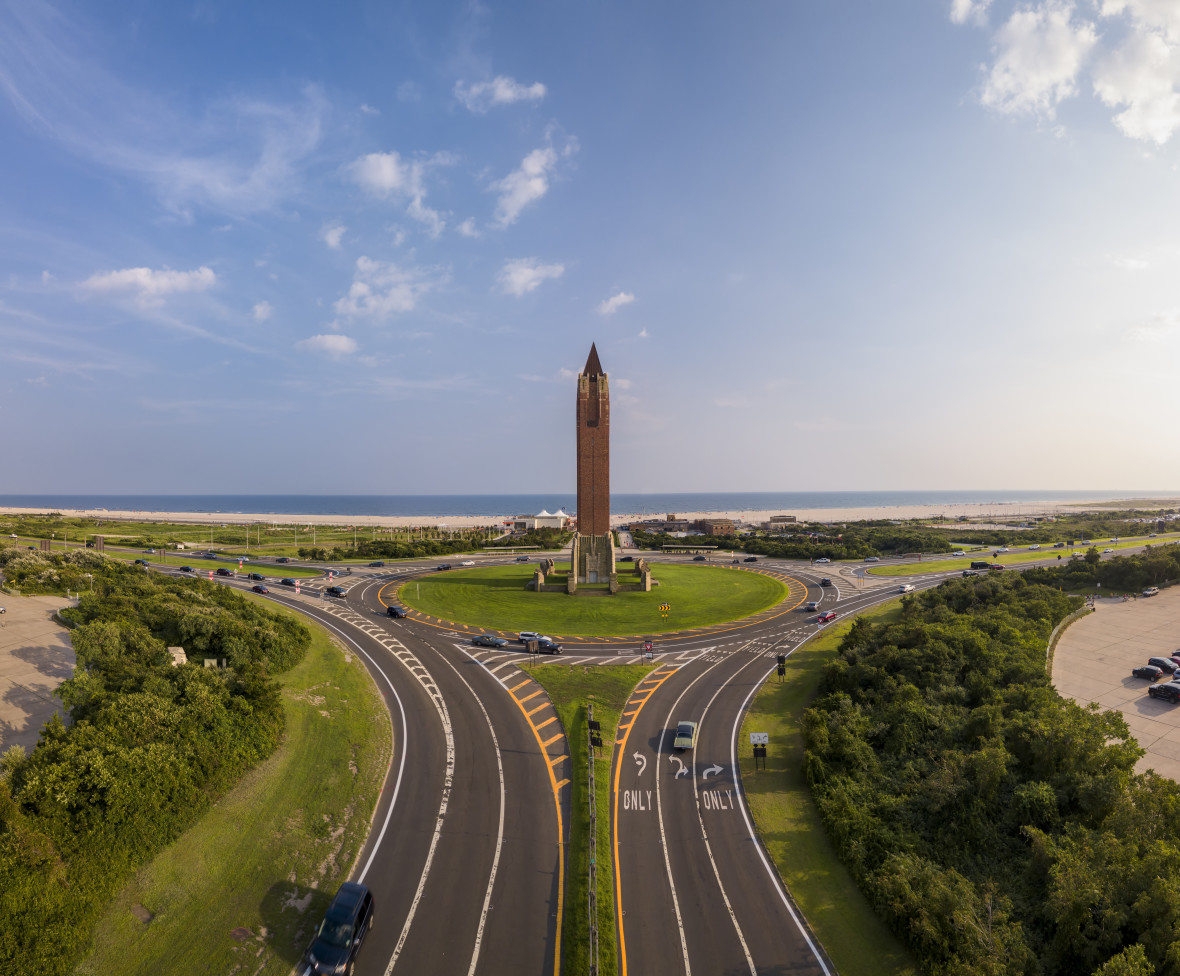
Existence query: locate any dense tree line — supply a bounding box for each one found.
[0,545,109,594]
[0,562,307,975]
[297,527,571,562]
[804,571,1180,975]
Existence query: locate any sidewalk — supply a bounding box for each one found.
[0,594,75,754]
[1053,590,1180,779]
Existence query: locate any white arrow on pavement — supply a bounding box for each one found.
[633,752,647,777]
[702,764,723,779]
[669,755,688,778]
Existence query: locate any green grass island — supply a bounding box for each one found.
[396,562,793,636]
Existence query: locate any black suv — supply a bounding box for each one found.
[819,577,832,587]
[305,881,374,975]
[387,605,409,618]
[1149,681,1180,704]
[215,567,233,576]
[325,585,345,597]
[247,572,265,581]
[535,638,563,655]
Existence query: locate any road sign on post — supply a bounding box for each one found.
[749,733,769,745]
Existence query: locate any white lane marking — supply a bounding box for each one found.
[431,648,507,976]
[728,657,833,976]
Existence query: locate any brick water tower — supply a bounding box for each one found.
[571,343,616,585]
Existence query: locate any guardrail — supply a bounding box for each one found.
[587,703,599,976]
[1046,604,1093,671]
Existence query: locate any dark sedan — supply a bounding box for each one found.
[535,638,563,654]
[215,567,233,577]
[1149,657,1179,675]
[247,572,266,581]
[252,585,269,594]
[1133,665,1164,681]
[279,578,296,586]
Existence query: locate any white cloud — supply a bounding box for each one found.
[980,2,1097,117]
[493,144,571,226]
[597,291,636,315]
[333,256,443,320]
[359,103,380,115]
[297,333,358,357]
[497,258,564,297]
[347,151,449,237]
[1114,255,1150,270]
[321,222,347,249]
[454,76,546,113]
[1102,0,1180,43]
[638,327,649,338]
[1093,30,1180,143]
[951,0,993,26]
[252,300,273,321]
[457,218,480,238]
[615,378,633,390]
[80,266,216,305]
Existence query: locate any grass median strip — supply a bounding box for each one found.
[739,600,919,976]
[75,597,391,976]
[522,662,655,976]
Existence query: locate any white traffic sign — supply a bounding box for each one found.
[749,732,769,745]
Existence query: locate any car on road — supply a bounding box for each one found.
[1103,548,1115,554]
[864,556,879,562]
[996,547,1010,553]
[1052,542,1066,548]
[134,559,148,566]
[1149,681,1180,703]
[673,721,697,751]
[898,584,915,593]
[744,556,758,562]
[815,557,830,564]
[144,548,156,554]
[216,567,233,576]
[1133,665,1164,681]
[619,555,634,562]
[534,638,563,654]
[518,631,544,643]
[252,585,269,594]
[515,555,530,562]
[817,610,838,623]
[247,572,265,581]
[387,605,409,618]
[1144,587,1160,597]
[240,556,250,562]
[472,634,508,648]
[952,550,966,556]
[804,600,820,611]
[305,881,374,976]
[280,578,296,586]
[989,563,1006,570]
[1028,545,1040,550]
[692,555,706,561]
[179,566,193,572]
[1149,657,1179,675]
[962,569,978,577]
[276,556,290,563]
[368,561,385,568]
[461,560,475,566]
[325,585,345,597]
[819,577,832,587]
[435,563,452,571]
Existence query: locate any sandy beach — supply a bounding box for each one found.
[2,497,1175,530]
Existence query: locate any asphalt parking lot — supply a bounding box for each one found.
[0,594,75,754]
[1053,589,1180,779]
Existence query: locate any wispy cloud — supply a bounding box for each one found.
[497,258,564,297]
[253,300,273,321]
[597,291,635,315]
[950,0,992,26]
[454,75,546,113]
[79,266,216,306]
[457,218,480,238]
[297,333,358,357]
[321,221,347,249]
[492,139,576,226]
[347,150,452,237]
[333,256,445,321]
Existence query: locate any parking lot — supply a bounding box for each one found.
[0,594,75,754]
[1053,589,1180,779]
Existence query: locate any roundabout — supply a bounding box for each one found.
[389,562,798,639]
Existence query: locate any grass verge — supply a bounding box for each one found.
[400,563,790,635]
[865,537,1168,578]
[739,599,920,976]
[94,549,324,577]
[74,597,391,976]
[521,663,655,976]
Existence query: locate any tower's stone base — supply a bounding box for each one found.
[571,532,615,585]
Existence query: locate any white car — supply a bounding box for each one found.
[952,550,965,556]
[1103,548,1115,554]
[996,547,1010,553]
[0,606,5,613]
[898,584,915,593]
[519,631,553,643]
[864,556,879,562]
[460,560,475,566]
[1027,545,1040,550]
[815,557,831,564]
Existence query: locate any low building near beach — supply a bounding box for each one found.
[511,509,571,533]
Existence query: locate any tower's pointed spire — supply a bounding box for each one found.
[583,343,604,376]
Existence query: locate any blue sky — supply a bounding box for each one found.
[3,0,1180,494]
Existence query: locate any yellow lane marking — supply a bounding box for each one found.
[548,754,568,767]
[508,679,531,693]
[541,733,563,748]
[517,689,543,705]
[535,716,558,731]
[554,778,570,790]
[526,703,549,717]
[613,666,680,976]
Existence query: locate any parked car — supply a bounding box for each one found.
[179,566,194,572]
[817,610,838,623]
[1144,587,1160,597]
[305,882,374,976]
[216,567,233,576]
[280,578,296,586]
[1133,665,1164,681]
[325,585,345,597]
[247,572,265,581]
[804,600,820,611]
[1148,657,1179,674]
[672,720,697,751]
[472,634,508,648]
[252,585,269,594]
[535,638,563,654]
[0,607,5,613]
[368,561,385,568]
[1149,681,1180,703]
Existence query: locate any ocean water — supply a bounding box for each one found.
[0,490,1172,519]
